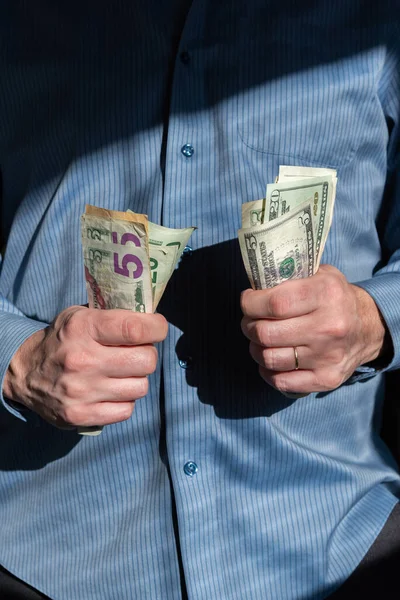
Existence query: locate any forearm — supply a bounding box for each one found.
[2,327,47,408]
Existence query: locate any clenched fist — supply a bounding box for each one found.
[3,306,168,428]
[241,265,389,395]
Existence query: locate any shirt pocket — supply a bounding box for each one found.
[236,42,379,169]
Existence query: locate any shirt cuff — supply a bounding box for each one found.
[0,312,48,421]
[349,273,400,381]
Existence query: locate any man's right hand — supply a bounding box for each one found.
[2,306,168,428]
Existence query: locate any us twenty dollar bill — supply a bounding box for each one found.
[127,211,195,309]
[241,166,337,227]
[239,166,337,290]
[238,200,315,290]
[265,175,335,269]
[278,166,337,260]
[241,175,336,270]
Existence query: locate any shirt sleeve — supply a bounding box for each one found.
[352,26,400,380]
[0,277,48,420]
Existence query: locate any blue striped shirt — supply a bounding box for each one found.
[1,2,400,598]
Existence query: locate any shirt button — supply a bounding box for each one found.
[181,144,194,158]
[180,51,190,65]
[179,357,193,369]
[184,461,198,477]
[182,245,193,257]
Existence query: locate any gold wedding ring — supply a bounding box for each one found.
[293,347,299,370]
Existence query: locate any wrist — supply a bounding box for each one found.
[352,284,391,366]
[2,329,46,406]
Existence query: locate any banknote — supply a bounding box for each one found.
[241,198,267,228]
[278,165,337,182]
[242,169,337,231]
[242,174,335,270]
[265,175,335,268]
[127,211,195,309]
[277,166,337,254]
[81,206,153,313]
[238,199,315,290]
[278,166,337,221]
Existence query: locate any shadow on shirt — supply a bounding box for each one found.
[0,407,81,470]
[160,240,400,468]
[160,240,322,418]
[0,2,398,238]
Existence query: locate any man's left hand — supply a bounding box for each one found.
[241,265,388,395]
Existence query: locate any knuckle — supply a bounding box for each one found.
[135,377,149,398]
[156,315,169,340]
[60,404,83,426]
[143,346,158,374]
[61,308,85,337]
[325,316,349,340]
[328,347,346,365]
[270,373,290,394]
[337,316,351,338]
[268,292,290,319]
[320,370,343,391]
[118,404,135,422]
[122,316,145,345]
[240,289,252,315]
[63,349,93,373]
[59,376,86,400]
[262,347,278,371]
[326,276,346,303]
[297,282,312,304]
[254,321,271,347]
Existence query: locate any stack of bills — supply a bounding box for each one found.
[238,166,337,290]
[81,205,195,312]
[79,205,195,434]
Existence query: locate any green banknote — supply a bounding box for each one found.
[239,166,337,290]
[127,211,195,309]
[239,199,315,289]
[241,171,336,273]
